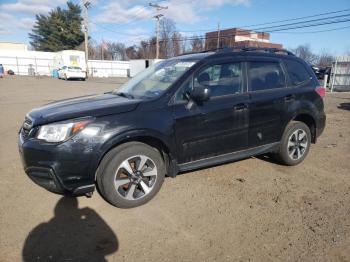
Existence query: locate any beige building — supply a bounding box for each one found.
[0,42,27,51]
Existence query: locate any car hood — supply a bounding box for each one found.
[28,93,140,126]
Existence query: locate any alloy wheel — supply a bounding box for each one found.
[287,129,308,160]
[114,155,158,200]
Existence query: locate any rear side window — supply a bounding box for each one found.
[249,62,286,91]
[284,59,311,86]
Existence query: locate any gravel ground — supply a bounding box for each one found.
[0,76,349,262]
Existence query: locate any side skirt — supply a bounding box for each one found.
[178,142,280,172]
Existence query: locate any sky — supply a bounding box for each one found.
[0,0,350,55]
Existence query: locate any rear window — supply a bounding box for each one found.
[284,59,311,86]
[249,62,286,91]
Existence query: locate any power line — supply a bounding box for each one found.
[90,8,350,49]
[267,18,350,32]
[252,13,350,31]
[90,22,151,37]
[179,8,350,33]
[240,8,350,29]
[112,6,151,27]
[179,15,350,40]
[140,19,350,46]
[273,24,350,34]
[89,4,350,37]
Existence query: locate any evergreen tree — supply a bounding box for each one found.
[29,2,84,51]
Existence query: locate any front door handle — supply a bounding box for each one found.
[233,103,248,111]
[284,94,295,102]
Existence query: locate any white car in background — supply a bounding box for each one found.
[58,66,86,80]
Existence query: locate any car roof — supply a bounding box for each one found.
[174,47,300,62]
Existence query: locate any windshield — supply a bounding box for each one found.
[113,59,197,99]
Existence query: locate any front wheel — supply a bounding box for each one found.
[96,142,165,208]
[275,121,311,166]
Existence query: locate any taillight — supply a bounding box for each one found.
[315,86,326,98]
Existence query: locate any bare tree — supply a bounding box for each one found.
[292,44,318,65]
[137,39,155,59]
[171,32,182,56]
[159,18,176,58]
[125,45,139,60]
[190,35,204,52]
[106,42,127,60]
[317,50,334,67]
[181,36,188,54]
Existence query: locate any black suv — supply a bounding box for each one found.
[18,47,326,208]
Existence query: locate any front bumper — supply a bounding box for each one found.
[18,129,96,196]
[25,166,65,194]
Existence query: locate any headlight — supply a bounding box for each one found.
[37,119,92,142]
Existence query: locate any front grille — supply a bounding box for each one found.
[21,116,33,139]
[23,117,33,130]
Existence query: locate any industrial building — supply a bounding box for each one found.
[205,28,283,50]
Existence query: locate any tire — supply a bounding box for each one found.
[276,121,311,166]
[96,142,166,208]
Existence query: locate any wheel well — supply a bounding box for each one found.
[97,136,174,179]
[293,114,316,143]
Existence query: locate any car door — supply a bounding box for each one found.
[247,57,290,148]
[171,60,249,164]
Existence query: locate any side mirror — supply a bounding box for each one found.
[190,85,211,102]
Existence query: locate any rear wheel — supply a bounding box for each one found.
[96,142,165,208]
[276,121,311,166]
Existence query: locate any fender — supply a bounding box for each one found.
[284,97,317,122]
[97,128,177,166]
[281,100,318,142]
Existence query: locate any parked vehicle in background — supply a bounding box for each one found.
[0,64,4,78]
[58,66,86,80]
[311,65,320,78]
[53,50,86,80]
[18,47,326,208]
[317,66,332,80]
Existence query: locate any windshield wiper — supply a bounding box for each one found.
[115,92,134,99]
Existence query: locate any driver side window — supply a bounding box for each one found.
[174,78,193,103]
[194,62,243,97]
[174,62,243,103]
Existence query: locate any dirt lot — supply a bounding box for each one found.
[0,76,349,262]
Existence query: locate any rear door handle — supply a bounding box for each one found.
[233,103,248,111]
[284,94,295,102]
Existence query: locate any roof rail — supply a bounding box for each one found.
[216,46,295,56]
[179,48,223,56]
[178,46,295,57]
[241,46,295,56]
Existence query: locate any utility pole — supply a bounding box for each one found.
[82,0,90,78]
[154,14,163,59]
[217,22,220,49]
[149,3,168,59]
